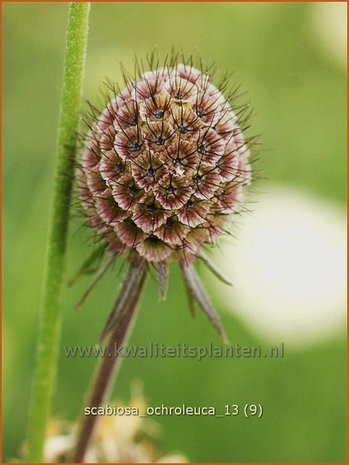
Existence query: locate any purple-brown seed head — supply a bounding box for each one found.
[79,63,251,264]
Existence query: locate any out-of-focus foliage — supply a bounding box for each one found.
[3,3,346,462]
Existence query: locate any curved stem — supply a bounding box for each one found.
[26,3,90,461]
[73,262,147,462]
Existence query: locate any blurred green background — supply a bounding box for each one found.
[3,2,346,462]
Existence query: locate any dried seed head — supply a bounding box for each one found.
[79,61,251,264]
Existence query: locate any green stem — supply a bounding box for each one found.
[26,3,90,462]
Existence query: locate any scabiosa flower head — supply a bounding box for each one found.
[75,55,255,343]
[78,58,251,266]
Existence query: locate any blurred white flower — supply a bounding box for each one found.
[44,384,188,463]
[211,186,346,346]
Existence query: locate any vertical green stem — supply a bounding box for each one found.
[26,3,90,462]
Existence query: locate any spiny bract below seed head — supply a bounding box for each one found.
[78,61,252,264]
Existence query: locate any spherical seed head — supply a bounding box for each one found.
[79,63,251,263]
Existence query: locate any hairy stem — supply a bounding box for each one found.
[26,3,90,461]
[73,262,147,462]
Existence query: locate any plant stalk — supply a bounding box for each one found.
[73,263,147,462]
[26,3,90,462]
